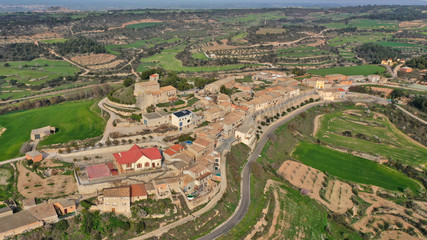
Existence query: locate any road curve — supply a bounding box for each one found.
[199,101,328,240]
[98,97,121,144]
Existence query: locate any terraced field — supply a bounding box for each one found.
[315,109,427,166]
[139,44,254,72]
[105,37,181,54]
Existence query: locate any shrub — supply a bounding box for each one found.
[80,200,92,209]
[55,219,69,231]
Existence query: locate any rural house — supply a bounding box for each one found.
[25,150,43,162]
[141,110,170,127]
[99,186,131,216]
[113,145,162,173]
[171,109,193,131]
[30,126,55,140]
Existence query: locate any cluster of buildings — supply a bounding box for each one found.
[0,198,76,239]
[134,74,178,110]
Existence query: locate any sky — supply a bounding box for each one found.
[1,0,426,11]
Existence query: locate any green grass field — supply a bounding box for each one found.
[139,44,254,72]
[105,37,181,54]
[0,100,105,161]
[125,22,163,29]
[322,19,397,29]
[191,52,209,60]
[316,109,427,166]
[292,142,421,192]
[0,59,80,85]
[307,65,385,76]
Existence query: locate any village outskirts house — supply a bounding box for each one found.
[235,123,256,149]
[204,77,235,94]
[30,126,55,140]
[25,150,43,163]
[171,109,193,131]
[130,184,148,202]
[50,199,76,215]
[99,186,131,216]
[141,110,170,127]
[325,74,348,82]
[113,145,162,173]
[0,210,43,240]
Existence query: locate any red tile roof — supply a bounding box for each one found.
[163,148,176,156]
[113,145,161,165]
[130,184,148,197]
[170,144,184,152]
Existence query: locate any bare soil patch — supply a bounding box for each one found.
[380,230,420,240]
[0,127,6,137]
[277,160,353,214]
[108,19,163,30]
[17,161,77,199]
[88,59,125,70]
[71,53,117,66]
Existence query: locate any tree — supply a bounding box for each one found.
[220,85,232,95]
[123,77,134,87]
[390,89,404,99]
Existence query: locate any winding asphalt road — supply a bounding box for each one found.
[199,101,328,240]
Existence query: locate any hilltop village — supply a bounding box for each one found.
[0,67,392,239]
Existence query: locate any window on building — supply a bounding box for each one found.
[145,162,150,167]
[137,163,142,168]
[126,163,132,168]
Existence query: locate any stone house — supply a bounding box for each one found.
[30,126,55,140]
[130,184,148,202]
[100,186,131,216]
[141,111,170,127]
[0,210,43,240]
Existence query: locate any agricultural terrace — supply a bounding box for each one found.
[292,142,421,193]
[275,45,331,58]
[315,108,427,166]
[218,11,285,25]
[307,65,385,76]
[125,22,164,29]
[139,44,253,72]
[322,19,398,29]
[105,37,181,55]
[0,100,105,161]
